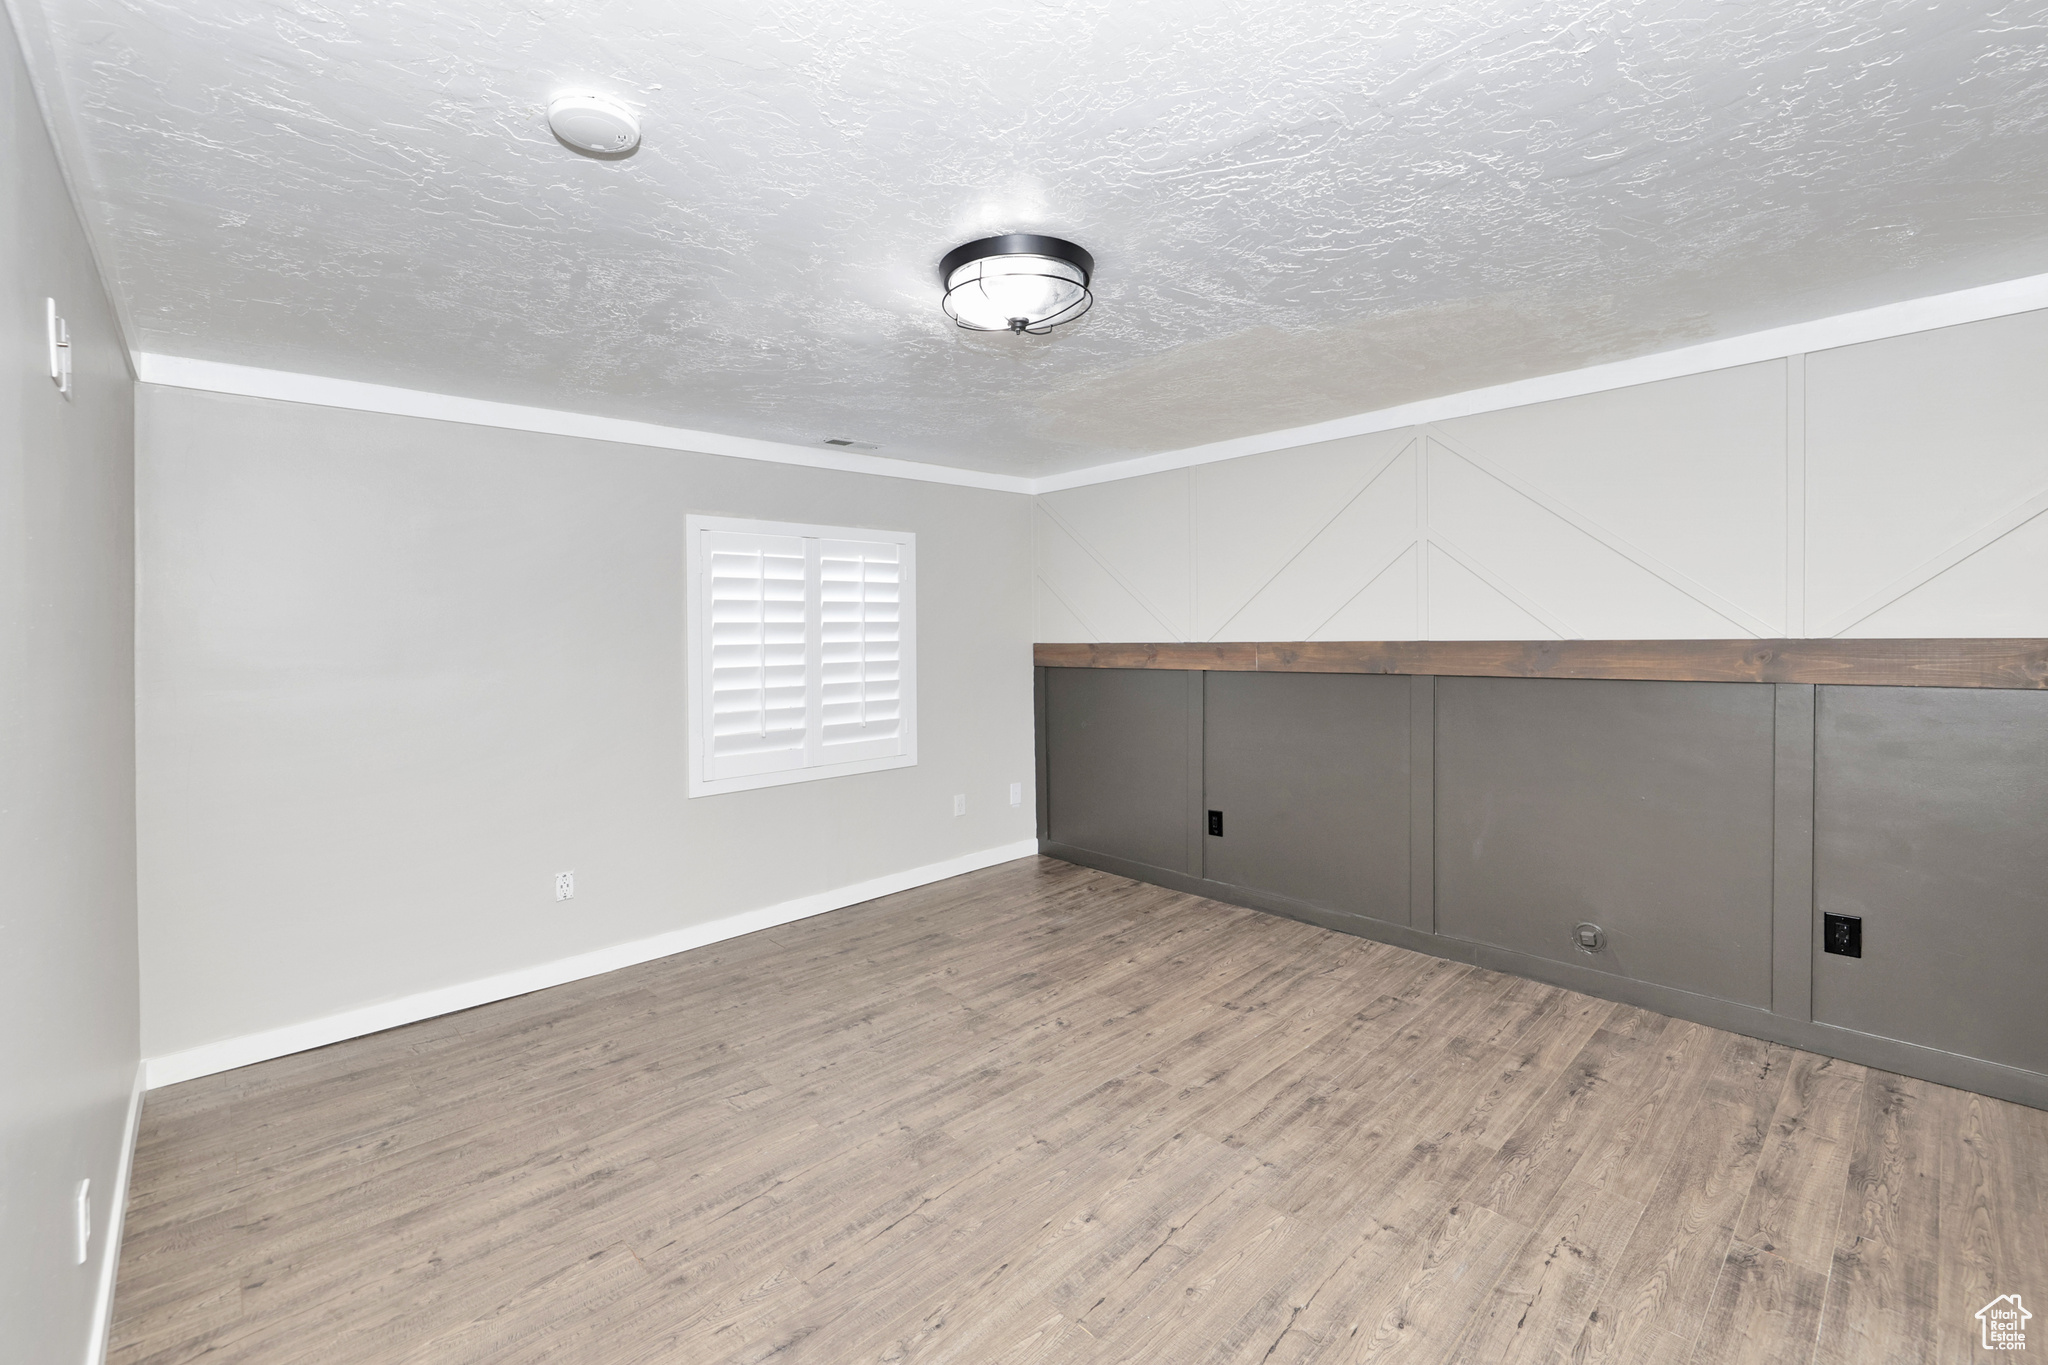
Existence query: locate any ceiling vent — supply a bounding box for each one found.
[822,437,879,451]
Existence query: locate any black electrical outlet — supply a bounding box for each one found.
[1823,912,1862,958]
[1207,810,1223,837]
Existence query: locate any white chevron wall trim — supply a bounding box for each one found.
[1416,439,1431,638]
[1035,499,1184,639]
[1784,354,1809,637]
[1203,440,1413,642]
[1307,539,1420,640]
[1028,295,2048,645]
[1036,575,1105,643]
[1424,426,1777,638]
[1819,483,2048,638]
[1426,531,1580,639]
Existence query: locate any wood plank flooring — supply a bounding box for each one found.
[110,857,2048,1364]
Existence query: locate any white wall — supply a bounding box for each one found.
[1035,308,2048,642]
[0,9,140,1362]
[137,386,1034,1067]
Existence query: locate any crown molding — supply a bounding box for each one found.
[141,269,2048,498]
[135,355,1035,493]
[1033,270,2048,493]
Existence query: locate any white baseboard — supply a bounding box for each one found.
[84,1060,145,1365]
[143,840,1040,1089]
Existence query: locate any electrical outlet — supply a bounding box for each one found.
[1823,912,1861,958]
[555,871,575,901]
[1009,781,1022,807]
[74,1179,91,1266]
[952,794,967,817]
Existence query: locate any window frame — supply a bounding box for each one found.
[685,513,917,798]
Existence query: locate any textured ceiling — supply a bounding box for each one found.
[21,0,2048,476]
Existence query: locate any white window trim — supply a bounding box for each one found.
[686,513,917,798]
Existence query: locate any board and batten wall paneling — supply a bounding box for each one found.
[1806,310,2048,638]
[1432,678,1779,1007]
[1200,671,1412,924]
[1770,683,1817,1022]
[1813,686,2048,1076]
[1035,307,2048,644]
[1036,666,2048,1107]
[1040,666,1195,874]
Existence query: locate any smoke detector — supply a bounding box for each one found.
[547,93,640,155]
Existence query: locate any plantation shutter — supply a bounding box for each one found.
[690,516,915,796]
[813,539,904,765]
[702,529,810,781]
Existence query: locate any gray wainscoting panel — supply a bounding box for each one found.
[1185,671,1207,877]
[1434,677,1777,1006]
[1409,675,1436,932]
[1813,686,2048,1076]
[1043,666,1192,871]
[1202,671,1412,923]
[1771,684,1816,1020]
[1033,666,1050,841]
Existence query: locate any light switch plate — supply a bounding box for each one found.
[74,1179,91,1265]
[46,298,71,397]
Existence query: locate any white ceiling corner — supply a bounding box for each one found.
[22,0,2048,481]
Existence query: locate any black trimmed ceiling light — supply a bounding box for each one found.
[939,233,1094,334]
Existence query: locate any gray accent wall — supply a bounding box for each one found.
[1434,678,1776,1007]
[1814,686,2048,1076]
[1,11,140,1362]
[1039,666,2048,1110]
[1043,666,1192,874]
[1202,671,1411,923]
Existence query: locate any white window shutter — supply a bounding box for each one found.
[813,539,904,765]
[689,516,915,796]
[702,530,810,781]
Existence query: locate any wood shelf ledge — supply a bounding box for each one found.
[1032,639,2048,689]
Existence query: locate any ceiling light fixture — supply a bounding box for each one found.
[547,92,640,155]
[939,234,1094,335]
